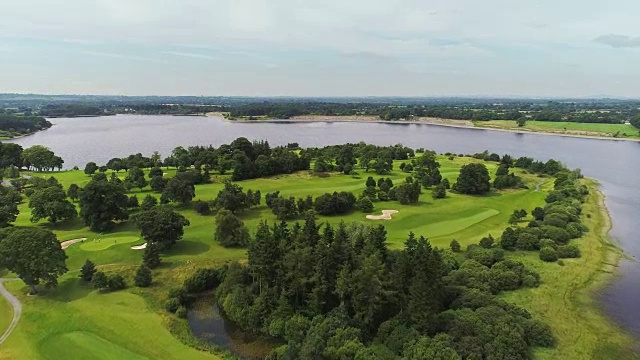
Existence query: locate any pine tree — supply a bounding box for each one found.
[79,259,97,282]
[143,243,161,269]
[134,264,152,287]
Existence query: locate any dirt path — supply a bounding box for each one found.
[535,180,545,192]
[60,238,87,250]
[0,278,21,345]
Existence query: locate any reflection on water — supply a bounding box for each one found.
[8,114,640,336]
[187,294,280,360]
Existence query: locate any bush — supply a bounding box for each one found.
[107,274,126,291]
[91,271,108,289]
[183,268,219,293]
[557,244,581,258]
[165,297,180,313]
[450,239,461,252]
[539,247,558,262]
[135,265,152,287]
[431,184,446,199]
[357,196,374,213]
[193,200,211,215]
[176,306,188,319]
[479,236,494,249]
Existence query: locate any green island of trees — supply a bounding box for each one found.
[0,138,635,360]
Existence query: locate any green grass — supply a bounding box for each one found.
[0,280,220,360]
[0,288,12,338]
[499,180,638,359]
[0,156,635,359]
[476,120,640,139]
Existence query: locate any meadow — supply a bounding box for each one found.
[476,120,640,139]
[0,155,635,359]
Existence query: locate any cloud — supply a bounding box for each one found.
[164,51,220,61]
[594,34,640,48]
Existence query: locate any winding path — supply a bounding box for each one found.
[0,278,21,346]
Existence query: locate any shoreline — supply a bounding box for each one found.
[213,113,640,143]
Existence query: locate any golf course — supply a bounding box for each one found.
[0,150,636,359]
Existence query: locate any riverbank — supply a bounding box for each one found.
[501,180,638,359]
[215,113,640,143]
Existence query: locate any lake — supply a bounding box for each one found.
[9,114,640,337]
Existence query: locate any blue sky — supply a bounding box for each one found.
[0,0,639,97]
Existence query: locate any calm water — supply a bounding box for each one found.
[9,114,640,337]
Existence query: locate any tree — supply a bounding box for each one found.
[22,145,62,171]
[431,184,446,199]
[148,167,163,178]
[67,183,80,201]
[124,167,148,191]
[450,239,461,252]
[107,274,126,291]
[132,206,190,249]
[453,163,491,195]
[84,162,98,175]
[215,209,250,247]
[0,228,67,294]
[79,178,129,232]
[149,175,168,192]
[539,247,558,262]
[161,177,195,205]
[516,117,527,127]
[79,260,97,282]
[215,181,253,212]
[135,265,152,287]
[92,271,108,289]
[357,196,374,212]
[141,195,158,211]
[0,191,19,227]
[28,186,77,224]
[143,243,161,269]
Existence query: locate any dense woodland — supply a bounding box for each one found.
[0,114,52,137]
[2,94,640,125]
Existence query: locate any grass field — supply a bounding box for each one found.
[500,180,638,359]
[0,155,635,359]
[476,120,640,139]
[0,288,12,339]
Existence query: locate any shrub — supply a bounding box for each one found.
[539,247,558,262]
[193,200,211,215]
[165,297,180,313]
[431,184,446,199]
[357,196,374,213]
[134,265,152,287]
[107,274,126,291]
[479,236,494,249]
[92,271,108,289]
[450,239,461,252]
[176,306,188,319]
[557,244,581,258]
[183,268,220,293]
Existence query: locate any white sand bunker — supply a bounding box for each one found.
[61,238,87,250]
[131,243,147,250]
[366,210,399,220]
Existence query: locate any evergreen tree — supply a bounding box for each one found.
[79,259,97,282]
[134,264,152,287]
[143,243,161,269]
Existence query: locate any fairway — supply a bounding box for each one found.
[80,236,140,251]
[476,120,640,139]
[39,332,148,360]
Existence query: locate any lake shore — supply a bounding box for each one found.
[213,113,640,143]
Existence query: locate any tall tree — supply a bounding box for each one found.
[453,163,491,195]
[161,177,195,205]
[79,177,129,231]
[28,186,77,224]
[0,228,67,294]
[215,209,250,247]
[132,206,190,249]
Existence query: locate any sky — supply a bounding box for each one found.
[0,0,639,97]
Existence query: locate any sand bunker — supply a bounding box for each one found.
[366,210,399,220]
[131,243,147,250]
[60,238,87,250]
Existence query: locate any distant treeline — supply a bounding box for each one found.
[2,94,640,125]
[0,114,52,136]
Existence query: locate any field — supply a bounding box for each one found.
[0,155,636,359]
[0,288,12,339]
[475,120,640,139]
